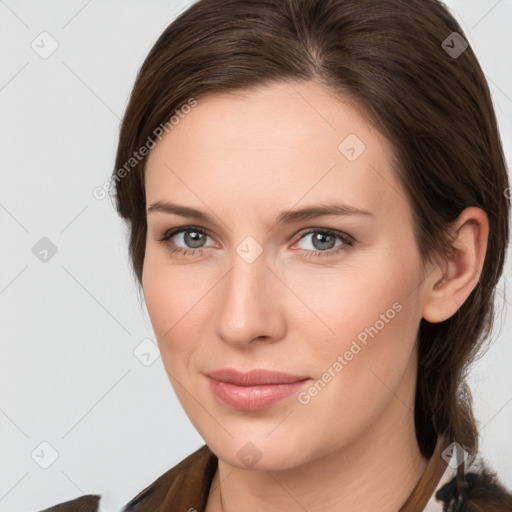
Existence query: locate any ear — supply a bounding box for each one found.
[422,207,489,323]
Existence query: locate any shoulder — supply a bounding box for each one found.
[34,445,216,512]
[37,495,101,512]
[121,444,217,511]
[436,459,512,511]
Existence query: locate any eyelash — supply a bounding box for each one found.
[156,226,355,259]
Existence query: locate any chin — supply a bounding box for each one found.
[203,430,315,472]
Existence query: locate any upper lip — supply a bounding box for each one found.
[206,368,310,386]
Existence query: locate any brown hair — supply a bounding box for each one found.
[111,0,509,462]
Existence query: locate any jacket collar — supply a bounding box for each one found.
[123,434,465,511]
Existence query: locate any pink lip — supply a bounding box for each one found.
[206,368,311,411]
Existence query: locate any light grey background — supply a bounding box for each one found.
[0,1,511,511]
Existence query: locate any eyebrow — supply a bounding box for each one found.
[147,200,374,225]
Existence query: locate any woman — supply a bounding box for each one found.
[40,0,512,510]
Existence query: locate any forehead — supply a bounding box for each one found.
[144,80,409,223]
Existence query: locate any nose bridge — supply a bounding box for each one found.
[215,242,281,345]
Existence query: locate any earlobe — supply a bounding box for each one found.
[422,207,489,323]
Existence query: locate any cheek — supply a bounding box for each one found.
[143,247,206,330]
[300,256,418,343]
[301,253,422,391]
[142,262,203,407]
[142,256,198,358]
[294,293,419,445]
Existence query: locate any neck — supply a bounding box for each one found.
[206,394,430,512]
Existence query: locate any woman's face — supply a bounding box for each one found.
[143,80,436,470]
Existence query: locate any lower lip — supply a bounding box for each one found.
[207,377,310,411]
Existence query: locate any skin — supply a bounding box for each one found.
[142,80,488,512]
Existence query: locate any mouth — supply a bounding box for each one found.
[206,368,310,385]
[205,368,312,411]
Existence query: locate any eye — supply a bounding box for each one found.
[157,226,354,259]
[293,229,354,258]
[157,226,216,257]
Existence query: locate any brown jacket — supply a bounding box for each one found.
[38,435,512,512]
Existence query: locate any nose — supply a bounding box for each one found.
[214,247,286,349]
